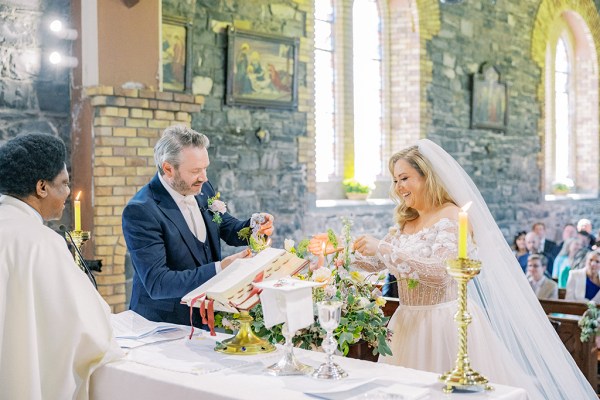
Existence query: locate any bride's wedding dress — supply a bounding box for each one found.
[351,139,596,399]
[354,218,534,393]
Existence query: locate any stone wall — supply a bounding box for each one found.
[423,0,600,241]
[0,0,72,202]
[163,0,314,245]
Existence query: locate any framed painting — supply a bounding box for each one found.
[161,16,192,92]
[471,64,508,131]
[226,27,299,110]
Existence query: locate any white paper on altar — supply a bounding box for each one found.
[112,310,185,339]
[254,278,322,333]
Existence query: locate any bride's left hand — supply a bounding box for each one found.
[353,235,380,257]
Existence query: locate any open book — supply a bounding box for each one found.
[181,247,309,314]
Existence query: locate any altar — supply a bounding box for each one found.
[90,330,527,400]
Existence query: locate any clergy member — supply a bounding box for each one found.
[0,133,123,399]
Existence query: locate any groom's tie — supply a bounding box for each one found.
[183,196,206,242]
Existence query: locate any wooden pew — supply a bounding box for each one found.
[538,299,597,392]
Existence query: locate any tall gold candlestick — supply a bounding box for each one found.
[439,257,493,393]
[70,230,90,272]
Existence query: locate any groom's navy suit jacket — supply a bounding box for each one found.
[122,174,250,326]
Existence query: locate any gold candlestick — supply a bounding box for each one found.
[70,230,90,272]
[214,310,276,355]
[439,257,493,393]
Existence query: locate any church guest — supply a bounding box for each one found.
[526,254,558,299]
[350,140,595,399]
[552,237,583,288]
[511,230,527,258]
[577,218,596,247]
[554,222,577,254]
[532,222,557,258]
[565,250,600,302]
[570,231,592,271]
[0,133,122,399]
[122,125,274,327]
[516,231,539,273]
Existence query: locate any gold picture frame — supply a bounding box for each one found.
[161,16,192,92]
[226,27,299,110]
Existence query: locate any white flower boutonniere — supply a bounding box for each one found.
[207,192,227,224]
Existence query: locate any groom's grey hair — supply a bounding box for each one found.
[154,125,210,175]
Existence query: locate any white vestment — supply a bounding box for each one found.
[0,195,123,399]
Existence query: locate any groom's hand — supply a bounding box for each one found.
[258,213,274,236]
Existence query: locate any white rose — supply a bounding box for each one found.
[312,267,332,283]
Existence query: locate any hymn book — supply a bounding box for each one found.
[181,247,309,314]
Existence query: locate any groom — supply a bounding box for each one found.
[122,125,274,326]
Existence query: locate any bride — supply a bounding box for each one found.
[352,140,595,399]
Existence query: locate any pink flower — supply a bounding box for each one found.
[209,199,227,214]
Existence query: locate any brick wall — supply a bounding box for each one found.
[86,86,204,311]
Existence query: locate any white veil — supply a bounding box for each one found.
[418,139,596,399]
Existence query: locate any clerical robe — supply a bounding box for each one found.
[0,195,123,399]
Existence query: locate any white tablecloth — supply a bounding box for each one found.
[90,331,527,400]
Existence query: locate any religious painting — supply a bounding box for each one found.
[471,64,508,131]
[161,16,192,92]
[226,27,299,110]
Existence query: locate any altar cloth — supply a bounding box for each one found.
[90,329,527,400]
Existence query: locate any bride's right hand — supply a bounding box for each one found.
[353,235,380,257]
[221,248,252,269]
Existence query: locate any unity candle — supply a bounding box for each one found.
[458,201,472,258]
[74,191,82,231]
[317,242,326,268]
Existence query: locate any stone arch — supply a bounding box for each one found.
[532,0,600,195]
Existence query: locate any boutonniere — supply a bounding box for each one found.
[207,192,227,224]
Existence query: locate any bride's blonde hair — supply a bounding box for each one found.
[388,145,454,228]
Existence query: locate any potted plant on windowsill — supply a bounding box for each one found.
[551,179,573,196]
[343,179,373,200]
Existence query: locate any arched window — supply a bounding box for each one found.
[314,0,385,199]
[553,37,572,185]
[314,0,336,183]
[353,0,383,186]
[544,13,598,198]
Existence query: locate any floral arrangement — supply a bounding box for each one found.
[207,192,227,224]
[238,213,271,252]
[217,217,393,357]
[578,301,599,343]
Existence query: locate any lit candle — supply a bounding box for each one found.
[317,242,326,268]
[74,191,82,231]
[458,201,472,258]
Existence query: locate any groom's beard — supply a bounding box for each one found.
[171,171,203,196]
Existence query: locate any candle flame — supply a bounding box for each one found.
[461,201,472,212]
[321,242,326,255]
[75,191,82,201]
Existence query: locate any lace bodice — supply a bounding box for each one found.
[354,218,475,306]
